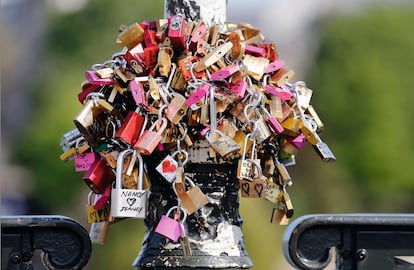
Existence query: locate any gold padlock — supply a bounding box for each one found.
[165,93,188,125]
[180,177,209,215]
[206,130,240,158]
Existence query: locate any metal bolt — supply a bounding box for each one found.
[356,249,368,261]
[10,252,22,264]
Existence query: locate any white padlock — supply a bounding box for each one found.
[111,149,147,219]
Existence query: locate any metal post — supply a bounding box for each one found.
[132,1,253,269]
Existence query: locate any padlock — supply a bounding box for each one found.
[244,44,267,58]
[185,83,209,108]
[180,177,209,215]
[117,22,145,49]
[270,206,289,226]
[89,220,110,245]
[134,117,168,155]
[100,150,119,169]
[264,178,280,204]
[144,45,159,70]
[210,64,240,81]
[293,81,313,109]
[281,117,302,137]
[257,43,278,61]
[239,159,267,198]
[264,59,285,74]
[168,15,188,51]
[180,227,192,256]
[178,56,204,81]
[306,105,324,132]
[115,108,146,146]
[206,130,240,158]
[282,189,294,219]
[85,70,113,85]
[313,140,336,162]
[170,64,187,91]
[125,43,146,74]
[228,80,247,100]
[251,115,272,143]
[86,191,111,224]
[129,78,147,107]
[260,103,284,134]
[228,31,244,60]
[75,152,96,172]
[95,67,114,79]
[144,29,158,47]
[110,149,147,219]
[155,206,186,242]
[165,93,188,124]
[73,94,114,147]
[156,155,178,183]
[242,54,269,81]
[269,95,284,120]
[60,128,82,153]
[264,84,292,102]
[275,159,292,186]
[237,133,256,181]
[194,42,233,72]
[158,47,174,77]
[82,158,114,194]
[155,150,188,183]
[189,22,207,45]
[270,68,295,86]
[93,185,111,210]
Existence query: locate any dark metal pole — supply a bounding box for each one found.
[132,1,253,269]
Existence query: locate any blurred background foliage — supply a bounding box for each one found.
[3,0,414,269]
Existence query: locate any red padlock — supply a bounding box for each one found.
[178,56,204,81]
[133,118,168,155]
[115,109,146,145]
[168,15,188,51]
[82,158,114,194]
[144,45,159,70]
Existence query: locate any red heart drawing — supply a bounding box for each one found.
[162,160,177,173]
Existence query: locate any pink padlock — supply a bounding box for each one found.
[229,80,247,100]
[210,64,240,81]
[245,44,267,58]
[185,83,209,107]
[133,118,168,155]
[190,24,207,44]
[74,152,97,172]
[130,78,147,107]
[264,84,292,101]
[265,60,285,74]
[290,133,308,149]
[85,71,113,85]
[155,206,186,242]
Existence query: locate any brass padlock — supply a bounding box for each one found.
[206,130,240,158]
[237,133,256,181]
[239,159,267,198]
[165,93,188,125]
[180,177,209,215]
[242,54,269,81]
[117,22,144,49]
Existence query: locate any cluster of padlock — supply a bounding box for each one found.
[60,15,335,244]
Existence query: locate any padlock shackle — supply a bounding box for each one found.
[171,149,189,166]
[116,149,145,190]
[246,158,263,178]
[116,149,134,190]
[166,205,187,223]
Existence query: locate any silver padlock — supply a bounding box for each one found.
[111,149,147,219]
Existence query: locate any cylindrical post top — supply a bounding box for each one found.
[164,0,227,26]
